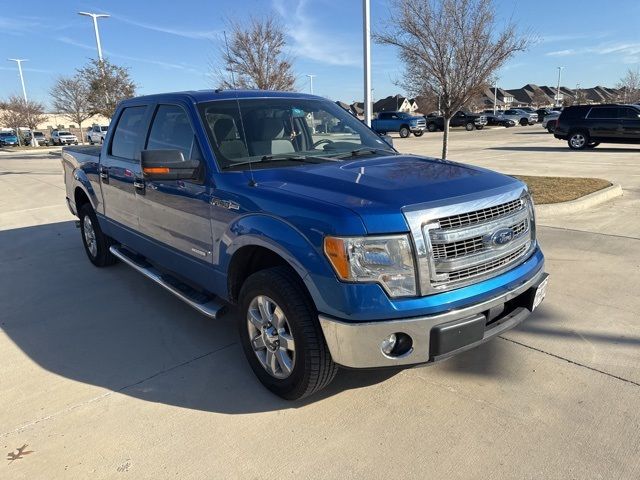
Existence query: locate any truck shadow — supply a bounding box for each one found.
[0,221,398,414]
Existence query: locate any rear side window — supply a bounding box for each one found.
[111,106,147,159]
[146,104,199,161]
[378,112,390,120]
[621,107,640,119]
[561,106,589,119]
[587,107,618,119]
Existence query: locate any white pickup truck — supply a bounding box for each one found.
[86,125,109,145]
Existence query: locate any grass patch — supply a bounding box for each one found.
[514,175,612,204]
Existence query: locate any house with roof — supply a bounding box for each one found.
[373,95,416,113]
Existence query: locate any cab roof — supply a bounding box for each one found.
[123,89,323,105]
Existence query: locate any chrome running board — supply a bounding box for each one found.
[109,245,225,319]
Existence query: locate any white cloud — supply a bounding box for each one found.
[545,41,640,63]
[273,0,360,67]
[546,49,577,57]
[110,14,219,40]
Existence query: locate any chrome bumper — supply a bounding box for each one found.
[319,267,547,368]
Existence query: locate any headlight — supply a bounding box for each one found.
[324,235,417,297]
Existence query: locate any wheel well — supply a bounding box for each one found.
[74,187,91,212]
[227,246,299,304]
[399,124,410,130]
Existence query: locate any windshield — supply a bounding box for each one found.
[0,132,14,137]
[58,131,72,135]
[198,97,395,170]
[34,132,44,137]
[100,126,108,131]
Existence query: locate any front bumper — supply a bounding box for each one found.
[319,267,547,368]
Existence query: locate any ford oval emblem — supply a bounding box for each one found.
[491,228,514,246]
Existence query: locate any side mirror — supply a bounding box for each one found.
[380,134,394,147]
[141,149,199,181]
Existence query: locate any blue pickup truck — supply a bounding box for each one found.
[371,111,427,138]
[62,90,548,400]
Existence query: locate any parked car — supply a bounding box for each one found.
[0,131,19,146]
[499,109,538,126]
[371,111,426,137]
[535,108,555,122]
[61,90,547,400]
[87,125,109,145]
[51,130,78,145]
[554,104,640,149]
[22,131,50,146]
[541,111,561,133]
[482,110,516,127]
[424,110,487,132]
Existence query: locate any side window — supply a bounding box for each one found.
[621,108,640,119]
[146,104,198,161]
[587,107,618,119]
[111,106,147,159]
[379,113,389,120]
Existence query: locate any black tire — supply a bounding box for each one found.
[465,122,474,131]
[78,203,117,267]
[476,125,484,130]
[426,122,437,132]
[238,266,338,400]
[519,118,528,126]
[586,142,600,149]
[547,125,555,133]
[413,130,424,137]
[100,138,104,145]
[568,131,590,150]
[399,126,410,138]
[89,138,94,145]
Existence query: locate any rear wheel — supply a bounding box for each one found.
[238,267,338,400]
[568,131,589,150]
[399,126,410,138]
[78,203,117,267]
[547,124,555,133]
[465,122,474,131]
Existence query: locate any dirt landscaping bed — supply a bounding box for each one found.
[514,175,612,204]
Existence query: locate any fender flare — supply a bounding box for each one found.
[72,168,101,213]
[219,214,338,311]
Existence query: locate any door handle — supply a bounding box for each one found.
[99,168,109,181]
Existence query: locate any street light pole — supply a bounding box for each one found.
[306,74,315,95]
[555,66,565,107]
[78,12,110,61]
[8,58,28,101]
[362,0,372,127]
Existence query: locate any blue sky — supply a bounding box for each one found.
[2,0,639,109]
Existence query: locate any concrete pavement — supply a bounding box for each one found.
[1,130,639,479]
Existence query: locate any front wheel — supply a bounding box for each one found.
[78,204,117,267]
[399,126,410,138]
[586,142,600,149]
[568,131,589,150]
[413,130,424,137]
[547,125,555,133]
[238,267,338,400]
[520,118,528,126]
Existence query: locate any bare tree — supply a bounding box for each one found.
[617,67,640,103]
[0,95,46,147]
[50,75,92,144]
[217,16,295,91]
[376,0,532,159]
[77,59,136,119]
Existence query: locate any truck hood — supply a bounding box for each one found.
[253,154,522,233]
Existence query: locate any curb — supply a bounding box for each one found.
[0,147,62,156]
[535,183,623,216]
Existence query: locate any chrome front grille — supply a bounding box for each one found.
[438,198,523,229]
[403,186,536,295]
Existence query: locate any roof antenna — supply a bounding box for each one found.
[224,30,256,187]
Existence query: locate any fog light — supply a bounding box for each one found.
[380,333,397,355]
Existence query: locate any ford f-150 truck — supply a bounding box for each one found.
[371,111,427,137]
[62,90,548,400]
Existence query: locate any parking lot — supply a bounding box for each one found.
[1,126,639,479]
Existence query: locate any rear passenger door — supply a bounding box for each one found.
[620,107,640,141]
[586,106,619,140]
[100,105,149,230]
[137,103,214,272]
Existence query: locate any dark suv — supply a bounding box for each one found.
[554,104,640,149]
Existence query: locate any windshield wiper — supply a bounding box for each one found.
[222,153,335,169]
[330,147,396,160]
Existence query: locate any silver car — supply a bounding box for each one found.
[499,109,538,126]
[541,111,561,132]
